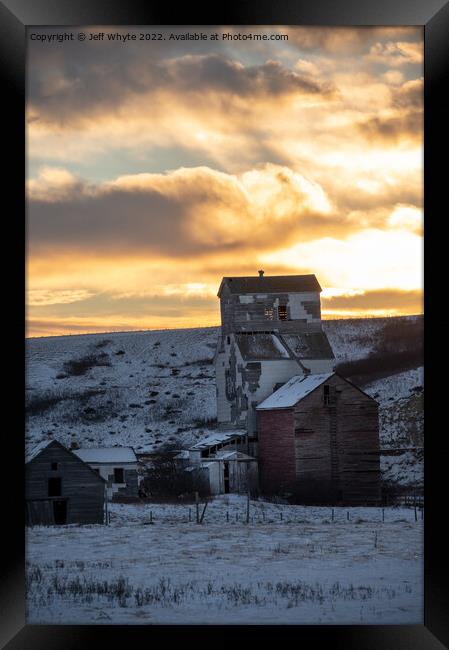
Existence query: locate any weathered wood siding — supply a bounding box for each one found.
[220,290,322,335]
[257,375,381,504]
[257,408,297,494]
[26,442,105,524]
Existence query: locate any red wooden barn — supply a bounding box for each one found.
[256,372,381,504]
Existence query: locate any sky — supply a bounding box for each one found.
[26,26,423,337]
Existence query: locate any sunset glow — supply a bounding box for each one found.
[27,26,423,337]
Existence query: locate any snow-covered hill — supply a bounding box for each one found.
[25,317,423,486]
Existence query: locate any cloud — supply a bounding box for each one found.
[27,288,95,306]
[392,78,423,108]
[365,41,423,67]
[260,229,423,292]
[26,289,219,337]
[28,52,335,127]
[28,164,339,257]
[26,166,82,201]
[288,27,421,55]
[357,110,422,143]
[26,26,424,336]
[322,288,422,309]
[387,205,422,233]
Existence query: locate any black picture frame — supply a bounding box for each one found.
[2,0,448,647]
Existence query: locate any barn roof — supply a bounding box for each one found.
[256,373,334,410]
[26,439,54,463]
[218,274,322,296]
[25,439,106,482]
[73,447,137,464]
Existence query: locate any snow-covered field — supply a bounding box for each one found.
[25,318,424,489]
[26,496,423,625]
[25,319,424,625]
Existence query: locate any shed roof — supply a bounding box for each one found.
[189,430,246,451]
[218,274,321,296]
[73,447,137,464]
[282,332,335,360]
[235,333,292,360]
[256,373,334,410]
[215,450,256,461]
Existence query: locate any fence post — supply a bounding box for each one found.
[382,508,385,523]
[347,511,350,522]
[199,502,208,524]
[189,507,191,523]
[246,491,250,524]
[331,508,334,522]
[195,492,199,524]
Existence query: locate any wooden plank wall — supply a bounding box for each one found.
[26,443,105,524]
[258,375,380,504]
[294,374,380,504]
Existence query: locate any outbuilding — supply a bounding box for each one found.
[26,440,106,525]
[73,447,139,501]
[184,431,258,495]
[256,372,381,504]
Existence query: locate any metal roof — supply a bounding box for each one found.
[73,447,137,464]
[256,373,334,410]
[189,430,246,451]
[218,274,322,296]
[214,450,256,461]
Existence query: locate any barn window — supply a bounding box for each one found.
[51,462,58,471]
[264,307,274,320]
[323,385,330,405]
[277,305,288,320]
[48,477,61,497]
[113,467,125,483]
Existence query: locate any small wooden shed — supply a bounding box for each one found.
[26,440,106,525]
[184,432,258,496]
[256,372,381,504]
[73,447,139,501]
